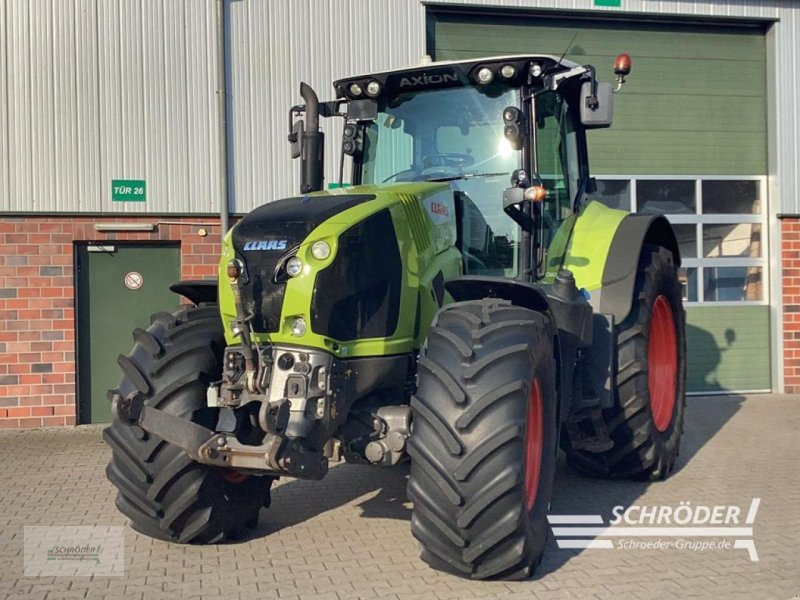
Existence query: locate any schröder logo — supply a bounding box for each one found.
[549,498,761,561]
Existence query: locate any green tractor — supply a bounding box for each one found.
[104,53,686,579]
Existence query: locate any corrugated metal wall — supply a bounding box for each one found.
[0,0,798,215]
[225,0,426,213]
[0,0,221,214]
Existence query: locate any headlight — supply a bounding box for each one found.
[290,317,307,337]
[500,64,516,79]
[348,82,363,97]
[311,241,331,260]
[286,256,303,277]
[476,67,493,84]
[365,80,381,97]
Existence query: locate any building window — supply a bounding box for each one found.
[594,176,767,304]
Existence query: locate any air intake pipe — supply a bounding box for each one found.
[300,82,324,193]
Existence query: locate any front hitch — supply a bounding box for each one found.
[111,391,328,480]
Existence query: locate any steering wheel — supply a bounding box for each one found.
[422,153,475,170]
[382,153,476,183]
[382,167,421,183]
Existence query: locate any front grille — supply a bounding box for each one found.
[311,209,402,341]
[238,222,311,333]
[232,194,376,333]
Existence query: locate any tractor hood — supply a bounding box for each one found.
[219,183,461,357]
[231,193,376,333]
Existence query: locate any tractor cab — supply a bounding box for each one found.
[291,54,628,283]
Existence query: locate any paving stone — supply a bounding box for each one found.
[0,396,797,599]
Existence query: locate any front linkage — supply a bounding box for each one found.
[112,258,412,481]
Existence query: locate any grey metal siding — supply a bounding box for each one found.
[225,0,426,214]
[0,0,798,217]
[1,0,221,214]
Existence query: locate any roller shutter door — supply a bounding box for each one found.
[430,9,771,393]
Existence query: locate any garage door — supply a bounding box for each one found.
[430,8,771,393]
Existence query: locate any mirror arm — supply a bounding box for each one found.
[584,66,598,110]
[287,104,305,143]
[320,100,346,118]
[503,187,534,232]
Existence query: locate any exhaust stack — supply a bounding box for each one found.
[299,82,324,193]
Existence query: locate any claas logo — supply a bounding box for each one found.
[243,240,288,251]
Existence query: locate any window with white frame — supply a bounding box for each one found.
[593,177,767,304]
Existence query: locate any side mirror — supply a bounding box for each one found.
[580,82,613,129]
[289,120,304,159]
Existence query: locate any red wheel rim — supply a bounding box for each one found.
[524,378,543,511]
[648,295,677,432]
[218,468,249,484]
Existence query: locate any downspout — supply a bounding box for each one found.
[215,0,230,239]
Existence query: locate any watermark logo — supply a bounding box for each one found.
[549,498,760,561]
[47,544,102,564]
[24,526,124,576]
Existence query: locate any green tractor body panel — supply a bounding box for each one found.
[219,182,462,358]
[556,199,628,294]
[219,190,631,360]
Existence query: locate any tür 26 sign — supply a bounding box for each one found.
[112,179,146,202]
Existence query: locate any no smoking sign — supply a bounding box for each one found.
[124,271,144,290]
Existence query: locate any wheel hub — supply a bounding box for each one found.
[648,295,677,432]
[524,378,543,511]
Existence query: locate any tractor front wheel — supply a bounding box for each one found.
[408,300,557,580]
[103,304,272,543]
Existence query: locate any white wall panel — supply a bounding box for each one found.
[0,1,10,210]
[1,0,220,214]
[6,0,34,211]
[0,0,798,216]
[226,0,426,213]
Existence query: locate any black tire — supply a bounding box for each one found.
[566,245,687,480]
[103,304,272,543]
[408,299,557,580]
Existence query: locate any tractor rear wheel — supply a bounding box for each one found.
[103,304,272,543]
[566,245,686,480]
[408,299,557,580]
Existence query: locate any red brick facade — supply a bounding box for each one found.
[0,215,796,429]
[0,216,223,428]
[781,218,800,394]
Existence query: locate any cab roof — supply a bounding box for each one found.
[333,55,581,100]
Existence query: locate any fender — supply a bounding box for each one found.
[445,276,551,315]
[599,213,680,324]
[558,200,627,302]
[170,280,218,305]
[546,202,681,410]
[560,200,680,324]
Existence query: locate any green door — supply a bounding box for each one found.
[76,243,180,423]
[430,9,772,393]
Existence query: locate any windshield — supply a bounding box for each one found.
[360,84,521,184]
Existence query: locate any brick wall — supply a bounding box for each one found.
[1,215,797,428]
[0,216,223,428]
[782,218,800,394]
